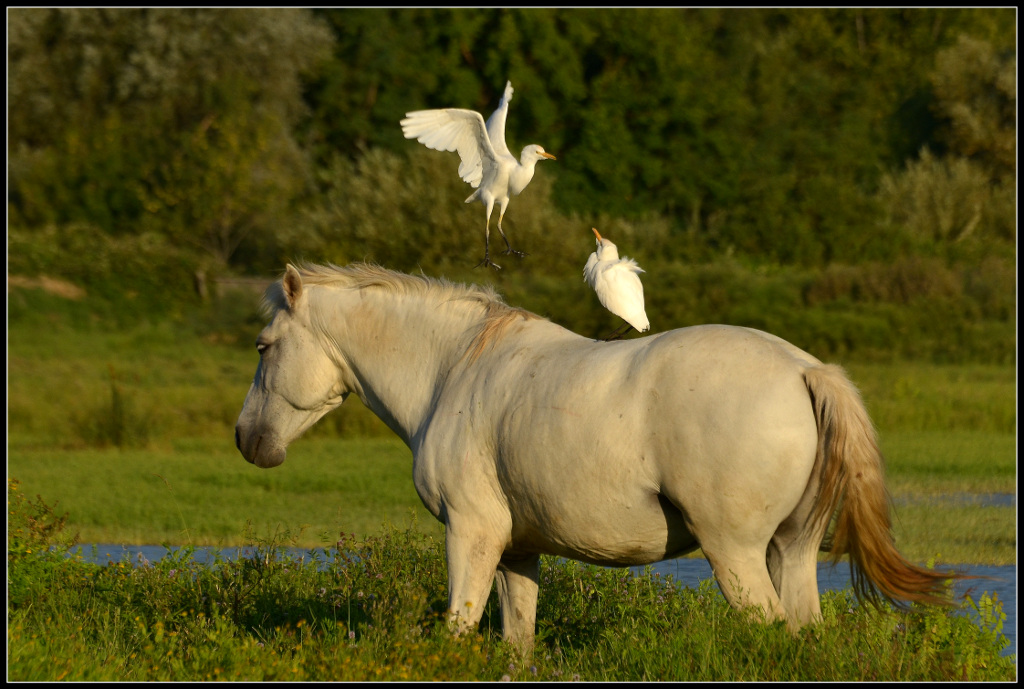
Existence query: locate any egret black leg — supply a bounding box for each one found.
[600,321,635,342]
[475,231,502,270]
[498,227,528,258]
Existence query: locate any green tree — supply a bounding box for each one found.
[302,9,493,161]
[8,8,334,268]
[930,34,1016,182]
[304,8,1014,267]
[877,34,1016,250]
[134,104,311,266]
[8,7,1017,283]
[9,8,332,146]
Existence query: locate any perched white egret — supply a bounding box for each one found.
[584,228,650,339]
[400,80,556,270]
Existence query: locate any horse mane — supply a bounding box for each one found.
[263,262,544,361]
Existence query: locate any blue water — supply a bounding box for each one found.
[77,544,1015,659]
[893,492,1018,508]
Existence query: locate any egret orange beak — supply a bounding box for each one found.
[592,228,603,241]
[540,152,557,160]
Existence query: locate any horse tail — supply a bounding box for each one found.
[803,363,960,609]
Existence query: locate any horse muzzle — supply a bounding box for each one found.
[235,425,287,468]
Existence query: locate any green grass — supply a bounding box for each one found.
[7,486,1016,681]
[6,438,438,548]
[846,362,1016,434]
[6,430,1015,563]
[889,503,1016,566]
[880,430,1016,494]
[7,319,262,447]
[6,292,1016,447]
[7,311,392,448]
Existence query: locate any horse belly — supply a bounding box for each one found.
[505,482,699,566]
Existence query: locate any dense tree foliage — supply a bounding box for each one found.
[6,8,1016,360]
[9,8,332,268]
[299,8,1015,265]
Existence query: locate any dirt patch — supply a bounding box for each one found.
[8,275,87,300]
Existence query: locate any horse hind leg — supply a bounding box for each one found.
[765,478,832,629]
[494,553,540,654]
[702,544,786,627]
[766,535,823,630]
[661,492,787,626]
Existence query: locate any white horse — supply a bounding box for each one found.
[235,262,958,652]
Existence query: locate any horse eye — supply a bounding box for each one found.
[256,343,269,355]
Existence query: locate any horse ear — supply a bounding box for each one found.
[283,264,304,309]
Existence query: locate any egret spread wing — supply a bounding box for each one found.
[485,81,514,159]
[401,108,496,189]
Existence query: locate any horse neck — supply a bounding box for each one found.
[312,287,480,445]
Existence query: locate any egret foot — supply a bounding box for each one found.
[499,234,528,258]
[598,322,635,342]
[475,256,502,271]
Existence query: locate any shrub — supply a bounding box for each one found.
[7,222,201,323]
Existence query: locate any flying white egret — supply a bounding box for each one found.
[400,80,556,270]
[584,227,650,339]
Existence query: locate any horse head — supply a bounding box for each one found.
[235,264,352,468]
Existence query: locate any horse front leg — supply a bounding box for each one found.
[444,521,506,636]
[495,554,540,654]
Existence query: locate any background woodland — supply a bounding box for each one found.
[7,8,1016,363]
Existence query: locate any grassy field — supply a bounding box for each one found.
[6,298,1017,681]
[7,311,1017,562]
[6,292,1017,446]
[6,431,1015,564]
[6,437,434,547]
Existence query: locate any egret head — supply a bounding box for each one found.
[591,228,619,261]
[523,144,557,162]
